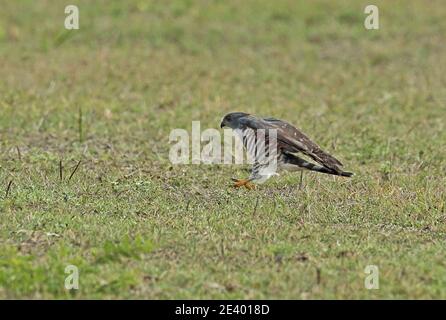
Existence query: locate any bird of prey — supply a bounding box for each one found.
[220,112,353,189]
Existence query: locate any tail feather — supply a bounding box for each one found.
[339,170,353,177]
[283,153,353,177]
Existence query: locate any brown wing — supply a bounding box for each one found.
[239,115,344,172]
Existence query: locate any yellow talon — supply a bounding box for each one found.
[232,179,256,190]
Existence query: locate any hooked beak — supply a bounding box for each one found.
[220,120,225,128]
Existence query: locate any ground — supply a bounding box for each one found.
[0,0,445,299]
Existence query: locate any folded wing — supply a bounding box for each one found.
[238,115,345,174]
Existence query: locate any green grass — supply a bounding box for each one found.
[1,0,446,299]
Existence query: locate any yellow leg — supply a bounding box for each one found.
[232,179,256,190]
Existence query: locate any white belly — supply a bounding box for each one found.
[279,163,304,172]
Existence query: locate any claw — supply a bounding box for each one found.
[232,178,256,190]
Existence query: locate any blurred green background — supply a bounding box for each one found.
[0,0,445,299]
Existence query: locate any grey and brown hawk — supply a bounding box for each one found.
[220,112,353,189]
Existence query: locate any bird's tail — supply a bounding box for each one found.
[283,153,353,177]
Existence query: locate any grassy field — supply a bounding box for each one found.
[1,0,446,299]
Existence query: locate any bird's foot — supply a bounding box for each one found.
[232,178,255,190]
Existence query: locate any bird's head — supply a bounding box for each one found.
[220,112,249,129]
